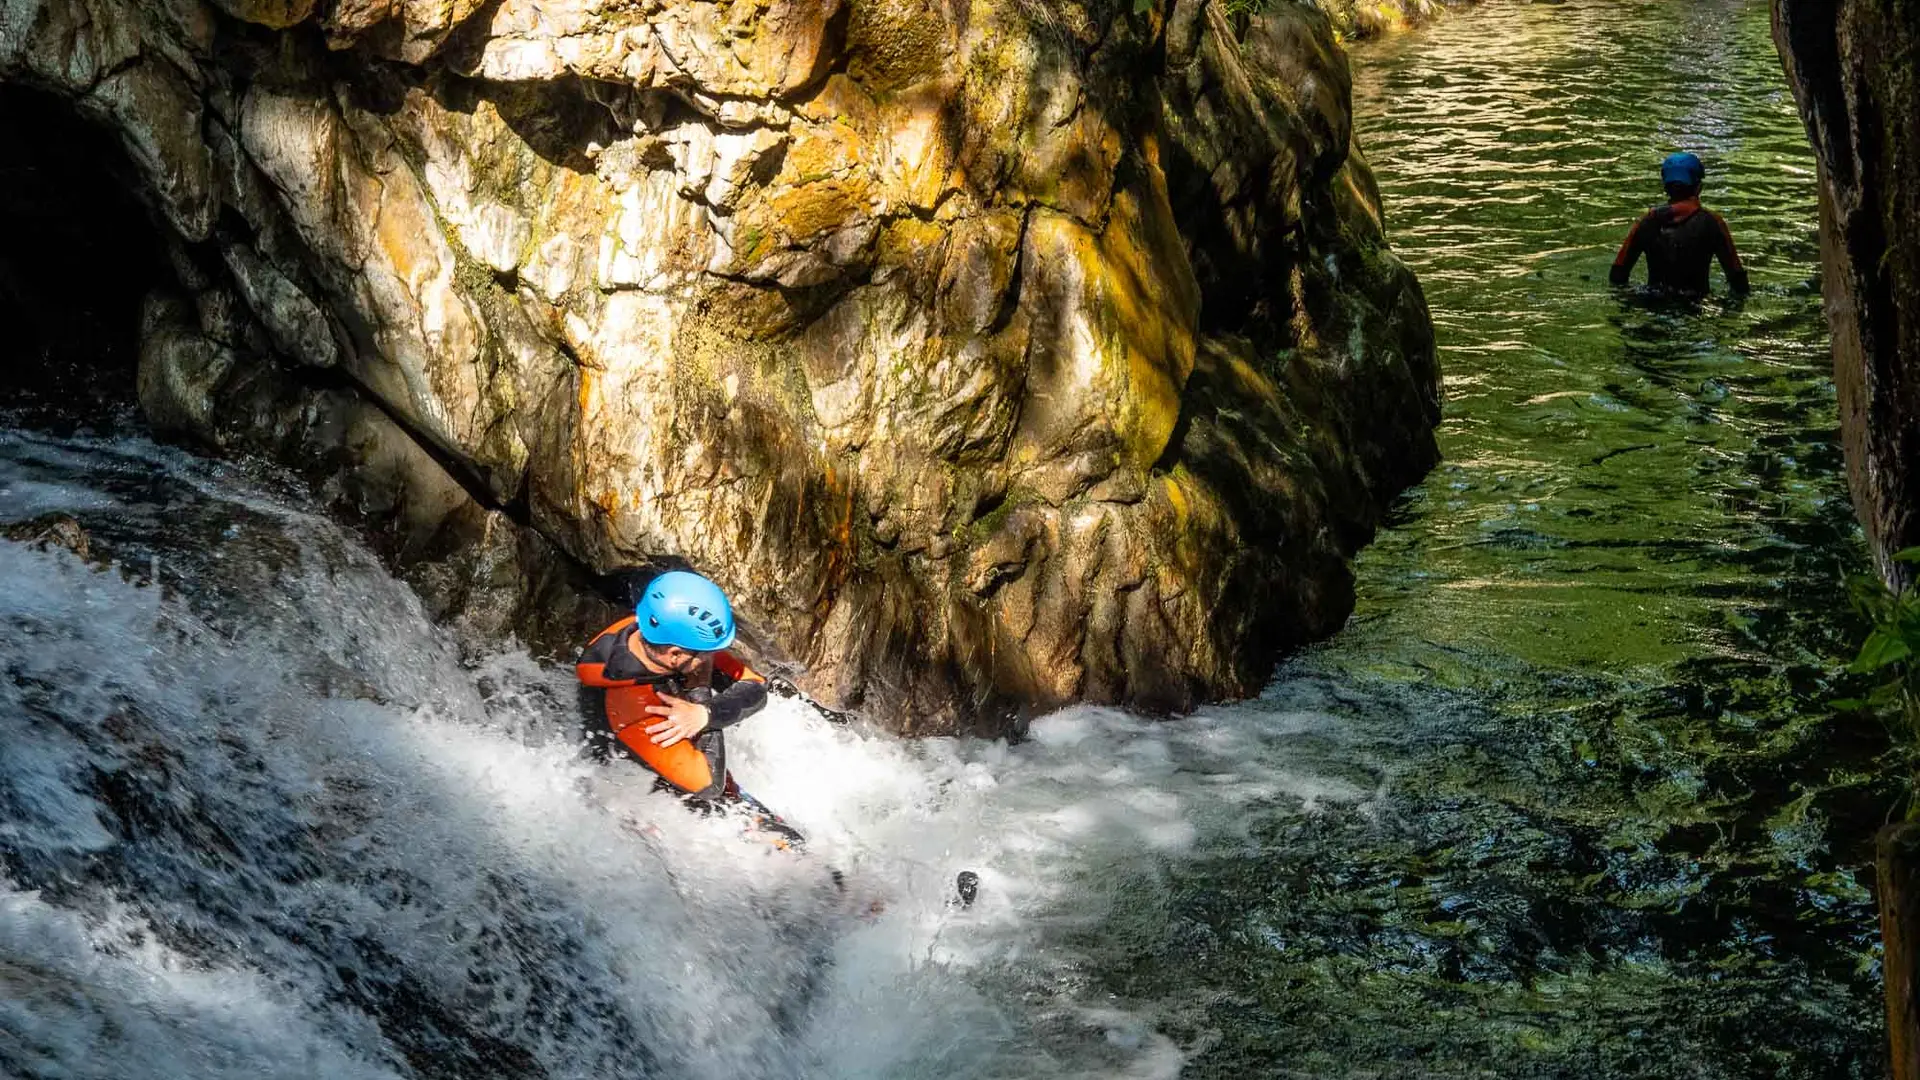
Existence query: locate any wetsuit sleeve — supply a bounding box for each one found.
[705,652,769,730]
[1609,213,1650,286]
[1710,212,1750,294]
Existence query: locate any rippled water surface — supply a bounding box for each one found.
[0,1,1887,1077]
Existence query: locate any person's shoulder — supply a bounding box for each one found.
[582,616,636,655]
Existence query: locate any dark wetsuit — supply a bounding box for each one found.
[576,618,802,846]
[1609,197,1749,294]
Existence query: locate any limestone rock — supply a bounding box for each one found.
[461,0,843,98]
[1316,0,1479,39]
[85,60,217,241]
[1,0,1442,732]
[137,292,238,436]
[222,244,339,367]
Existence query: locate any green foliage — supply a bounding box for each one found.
[1839,549,1920,693]
[1836,549,1920,813]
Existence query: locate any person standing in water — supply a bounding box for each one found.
[576,569,805,847]
[1609,152,1750,295]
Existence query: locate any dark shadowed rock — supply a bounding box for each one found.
[1774,0,1920,584]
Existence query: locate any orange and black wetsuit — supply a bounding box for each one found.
[1610,197,1749,294]
[576,616,770,805]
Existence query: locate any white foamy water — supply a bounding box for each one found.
[0,429,1372,1079]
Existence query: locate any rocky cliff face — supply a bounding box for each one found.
[1774,0,1920,585]
[0,0,1440,732]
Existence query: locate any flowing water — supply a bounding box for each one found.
[0,0,1889,1077]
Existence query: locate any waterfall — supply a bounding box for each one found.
[2,427,1338,1078]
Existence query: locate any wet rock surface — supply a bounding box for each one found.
[0,0,1439,731]
[1318,0,1478,39]
[1774,0,1920,583]
[2,514,93,561]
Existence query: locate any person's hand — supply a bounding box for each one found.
[644,694,710,747]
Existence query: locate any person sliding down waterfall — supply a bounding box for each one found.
[576,570,807,850]
[1609,152,1750,296]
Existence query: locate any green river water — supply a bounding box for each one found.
[1076,0,1887,1075]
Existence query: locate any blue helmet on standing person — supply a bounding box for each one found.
[636,570,737,651]
[1661,152,1706,195]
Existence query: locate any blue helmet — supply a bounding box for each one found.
[1661,152,1706,188]
[635,571,737,651]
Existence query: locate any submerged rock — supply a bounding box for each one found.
[0,0,1440,732]
[3,515,94,561]
[1774,1,1920,584]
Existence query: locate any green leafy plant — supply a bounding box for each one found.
[1836,547,1920,722]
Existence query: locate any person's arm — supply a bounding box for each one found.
[705,652,769,730]
[1710,211,1750,294]
[1609,213,1650,286]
